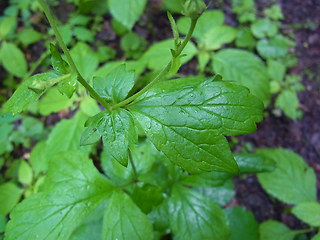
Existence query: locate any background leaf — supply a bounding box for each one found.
[292,202,320,227]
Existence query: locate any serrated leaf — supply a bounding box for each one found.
[251,18,278,39]
[102,190,153,240]
[212,48,270,104]
[259,220,297,240]
[202,26,236,50]
[5,151,113,240]
[257,148,317,205]
[224,207,259,240]
[92,64,134,103]
[0,42,27,77]
[292,202,320,227]
[141,38,197,71]
[108,0,146,30]
[0,182,23,216]
[82,109,137,166]
[2,72,61,115]
[129,76,263,174]
[177,10,225,39]
[168,185,229,240]
[181,171,232,187]
[234,153,276,174]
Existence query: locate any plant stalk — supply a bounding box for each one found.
[111,16,199,110]
[38,0,111,111]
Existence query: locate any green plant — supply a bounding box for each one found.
[0,0,274,239]
[257,148,319,239]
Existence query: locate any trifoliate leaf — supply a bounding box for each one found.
[257,149,317,205]
[224,207,259,240]
[2,72,61,115]
[92,64,134,103]
[102,190,153,240]
[168,185,229,240]
[129,76,263,174]
[82,109,137,166]
[212,48,270,104]
[292,202,320,227]
[108,0,147,30]
[259,220,297,240]
[0,42,27,77]
[5,151,114,240]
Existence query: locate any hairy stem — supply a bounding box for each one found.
[111,16,199,110]
[38,0,111,111]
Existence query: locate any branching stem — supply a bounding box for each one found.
[38,0,111,111]
[111,16,199,110]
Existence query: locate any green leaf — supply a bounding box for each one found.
[224,207,259,240]
[74,26,95,42]
[57,72,77,98]
[275,90,301,120]
[108,0,146,30]
[141,38,197,71]
[259,220,297,240]
[129,76,263,174]
[82,109,136,166]
[168,185,229,240]
[292,202,320,227]
[267,59,286,83]
[251,18,278,39]
[257,148,317,205]
[70,42,99,79]
[38,86,75,116]
[257,35,293,59]
[29,141,47,176]
[18,160,33,186]
[0,182,23,215]
[177,10,225,39]
[70,219,102,240]
[102,190,153,240]
[181,171,232,187]
[235,27,256,49]
[195,179,235,206]
[50,43,69,74]
[0,16,17,39]
[5,151,113,240]
[17,28,43,46]
[264,5,284,20]
[93,64,134,103]
[0,123,14,155]
[312,233,320,240]
[0,214,7,233]
[45,112,92,160]
[0,42,27,77]
[202,26,237,50]
[212,49,270,104]
[2,72,61,115]
[234,153,276,174]
[167,11,180,48]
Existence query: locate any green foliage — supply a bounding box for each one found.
[108,0,146,30]
[0,182,23,215]
[257,149,317,204]
[292,202,320,227]
[259,220,298,240]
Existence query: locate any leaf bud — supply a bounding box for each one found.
[183,0,206,19]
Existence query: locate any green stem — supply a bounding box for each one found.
[38,0,111,111]
[111,17,199,110]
